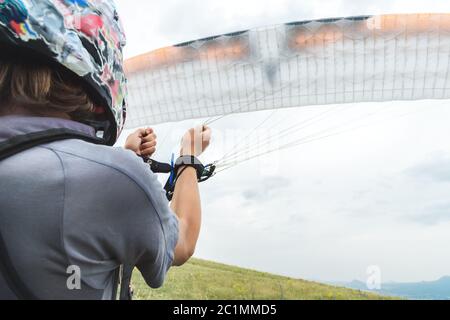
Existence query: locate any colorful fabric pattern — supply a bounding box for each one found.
[0,0,127,144]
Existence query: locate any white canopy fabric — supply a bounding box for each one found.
[124,13,450,129]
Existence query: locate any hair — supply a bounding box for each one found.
[0,47,96,121]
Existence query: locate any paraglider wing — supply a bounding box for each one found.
[124,14,450,129]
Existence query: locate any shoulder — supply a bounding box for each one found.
[43,138,154,187]
[42,138,171,218]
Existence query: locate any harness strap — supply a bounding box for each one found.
[0,128,105,161]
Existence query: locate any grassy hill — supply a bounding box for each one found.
[132,258,392,300]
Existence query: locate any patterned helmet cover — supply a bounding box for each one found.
[0,0,127,144]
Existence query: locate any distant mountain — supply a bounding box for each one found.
[336,276,450,300]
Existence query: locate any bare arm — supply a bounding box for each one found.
[170,167,201,266]
[170,126,211,266]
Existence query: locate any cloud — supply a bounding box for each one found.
[241,176,291,202]
[407,203,450,226]
[405,153,450,183]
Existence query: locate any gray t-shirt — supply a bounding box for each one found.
[0,116,179,299]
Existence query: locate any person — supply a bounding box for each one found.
[0,0,211,299]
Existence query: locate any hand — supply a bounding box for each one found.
[124,128,157,157]
[180,125,211,157]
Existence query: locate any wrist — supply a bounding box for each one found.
[176,165,196,175]
[174,155,204,180]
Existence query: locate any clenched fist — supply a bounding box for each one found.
[124,128,157,157]
[180,125,211,157]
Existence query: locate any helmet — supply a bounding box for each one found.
[0,0,127,145]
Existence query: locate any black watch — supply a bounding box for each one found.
[174,155,204,180]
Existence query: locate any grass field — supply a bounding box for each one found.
[132,258,391,300]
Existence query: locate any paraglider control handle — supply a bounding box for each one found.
[141,156,216,201]
[142,157,173,173]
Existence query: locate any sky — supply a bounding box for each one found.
[115,0,450,284]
